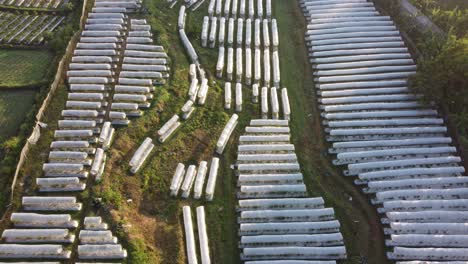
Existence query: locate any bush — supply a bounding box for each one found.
[48,24,75,53]
[409,35,468,113]
[410,0,468,37]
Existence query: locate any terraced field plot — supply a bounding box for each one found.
[0,49,54,87]
[0,12,65,46]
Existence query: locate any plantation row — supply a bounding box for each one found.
[198,0,281,89]
[0,0,68,9]
[235,120,347,263]
[173,1,347,263]
[299,0,468,262]
[0,12,64,45]
[196,0,293,121]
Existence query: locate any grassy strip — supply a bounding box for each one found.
[0,49,54,87]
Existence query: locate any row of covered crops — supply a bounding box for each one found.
[0,12,64,45]
[235,119,347,263]
[0,0,172,261]
[200,0,281,86]
[199,0,286,120]
[299,0,468,262]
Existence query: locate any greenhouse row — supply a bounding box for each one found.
[261,86,290,120]
[178,9,199,64]
[211,19,281,87]
[157,114,181,142]
[299,0,468,261]
[206,0,273,20]
[110,19,169,125]
[216,113,238,153]
[235,119,346,262]
[78,216,127,259]
[129,137,154,174]
[200,0,292,121]
[201,0,281,88]
[0,12,65,45]
[155,59,211,146]
[182,206,211,264]
[178,7,214,126]
[170,157,220,201]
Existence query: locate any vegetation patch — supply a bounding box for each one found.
[402,0,468,157]
[410,0,467,36]
[0,89,36,142]
[0,49,54,87]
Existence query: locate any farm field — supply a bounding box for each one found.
[0,49,54,87]
[0,88,36,143]
[83,0,385,263]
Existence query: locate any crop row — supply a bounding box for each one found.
[0,12,65,45]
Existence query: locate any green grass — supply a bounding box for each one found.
[0,49,54,88]
[0,89,36,143]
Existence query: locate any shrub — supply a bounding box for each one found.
[48,24,75,53]
[409,35,468,113]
